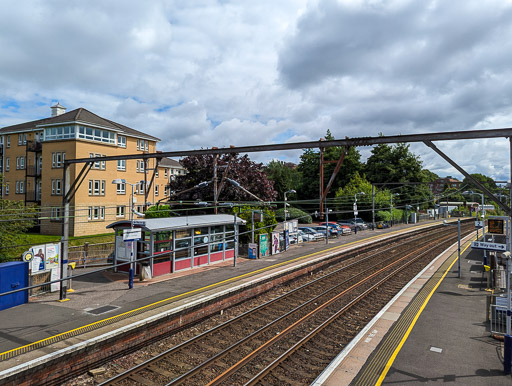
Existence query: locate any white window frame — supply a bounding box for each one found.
[116,205,126,217]
[52,179,62,195]
[117,159,126,171]
[117,135,126,147]
[155,184,159,196]
[116,182,126,194]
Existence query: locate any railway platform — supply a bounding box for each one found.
[317,226,512,385]
[0,219,508,384]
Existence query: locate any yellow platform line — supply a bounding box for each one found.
[0,221,442,361]
[375,240,474,385]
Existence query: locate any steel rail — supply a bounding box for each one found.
[100,229,435,385]
[165,230,451,385]
[206,232,457,385]
[245,232,458,385]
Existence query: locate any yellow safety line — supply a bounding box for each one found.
[0,221,440,359]
[375,240,474,385]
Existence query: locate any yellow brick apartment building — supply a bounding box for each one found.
[0,103,185,236]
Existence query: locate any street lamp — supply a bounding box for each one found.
[390,193,399,226]
[463,190,487,263]
[443,219,461,278]
[112,178,144,289]
[284,190,296,247]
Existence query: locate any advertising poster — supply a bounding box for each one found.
[45,244,59,269]
[285,230,290,250]
[259,234,269,257]
[248,243,258,259]
[50,266,61,292]
[271,232,280,255]
[30,244,47,273]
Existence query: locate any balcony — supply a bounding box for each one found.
[26,140,42,152]
[26,165,41,177]
[25,190,41,203]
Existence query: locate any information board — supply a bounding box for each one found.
[488,219,504,235]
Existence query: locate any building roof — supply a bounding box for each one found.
[106,214,246,232]
[159,157,185,169]
[0,108,160,141]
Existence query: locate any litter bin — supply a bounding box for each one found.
[140,263,152,281]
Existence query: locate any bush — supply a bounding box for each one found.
[275,207,312,223]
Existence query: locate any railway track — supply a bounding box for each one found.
[99,222,473,386]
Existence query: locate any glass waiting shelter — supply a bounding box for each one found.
[107,214,246,277]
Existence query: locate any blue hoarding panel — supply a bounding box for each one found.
[0,261,28,311]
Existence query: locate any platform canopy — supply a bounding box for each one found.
[106,214,246,232]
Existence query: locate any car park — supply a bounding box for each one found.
[298,229,316,241]
[319,222,351,236]
[337,219,367,231]
[311,225,337,237]
[298,227,324,241]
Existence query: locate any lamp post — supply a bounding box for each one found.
[354,192,365,232]
[464,190,486,263]
[112,178,142,289]
[443,219,461,278]
[284,189,296,247]
[390,193,399,226]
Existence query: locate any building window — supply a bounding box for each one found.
[88,206,105,221]
[117,159,126,171]
[50,207,62,221]
[137,160,145,172]
[88,180,105,196]
[116,182,126,194]
[155,185,159,196]
[52,152,65,168]
[164,185,169,196]
[5,158,9,171]
[15,181,19,194]
[164,169,168,178]
[155,168,159,178]
[16,156,25,169]
[6,135,10,148]
[18,134,23,145]
[5,182,9,195]
[89,153,105,170]
[117,135,126,147]
[45,125,77,141]
[116,206,126,217]
[51,179,62,195]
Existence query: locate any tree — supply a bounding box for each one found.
[170,153,277,202]
[264,160,301,201]
[296,130,363,200]
[365,143,431,209]
[0,176,38,261]
[235,205,277,243]
[462,173,497,193]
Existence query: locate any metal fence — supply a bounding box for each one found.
[68,242,115,267]
[490,301,508,335]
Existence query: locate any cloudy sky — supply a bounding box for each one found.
[1,0,512,182]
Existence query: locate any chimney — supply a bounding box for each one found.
[51,102,66,117]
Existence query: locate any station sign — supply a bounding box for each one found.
[488,219,505,235]
[471,241,507,252]
[475,221,484,229]
[123,228,142,241]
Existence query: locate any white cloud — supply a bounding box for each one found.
[1,0,512,182]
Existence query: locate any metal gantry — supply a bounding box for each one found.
[58,126,512,300]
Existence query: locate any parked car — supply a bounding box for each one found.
[338,219,367,231]
[298,227,324,241]
[318,222,341,236]
[311,225,332,237]
[298,229,316,241]
[319,222,351,236]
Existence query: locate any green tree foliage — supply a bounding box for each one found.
[297,130,363,199]
[0,178,38,261]
[365,143,431,209]
[274,207,312,223]
[264,160,301,201]
[145,204,180,218]
[170,153,277,202]
[462,173,497,193]
[235,205,277,243]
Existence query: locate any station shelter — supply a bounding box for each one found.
[106,214,246,277]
